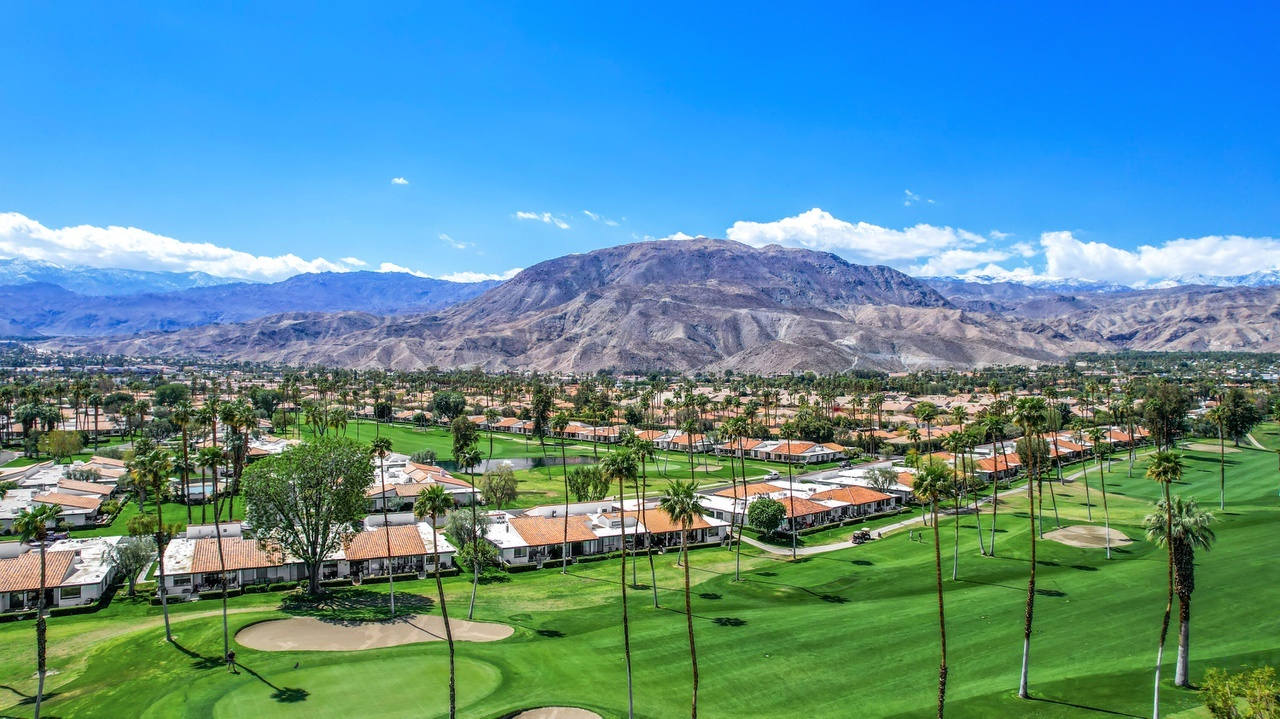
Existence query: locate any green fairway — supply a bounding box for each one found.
[2,439,1277,718]
[305,420,839,508]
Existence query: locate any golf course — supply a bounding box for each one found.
[1,435,1276,718]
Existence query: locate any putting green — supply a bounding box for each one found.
[206,655,503,719]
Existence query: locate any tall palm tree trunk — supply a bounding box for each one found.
[156,493,172,642]
[1153,483,1174,719]
[1019,466,1037,699]
[1099,468,1113,560]
[432,513,456,719]
[1217,423,1225,510]
[932,498,948,718]
[1080,452,1093,521]
[379,458,395,617]
[642,462,658,607]
[990,438,1005,555]
[683,528,699,719]
[1175,591,1191,688]
[619,474,635,719]
[212,464,230,663]
[468,469,478,620]
[181,426,191,524]
[561,436,570,575]
[734,448,746,579]
[35,541,47,719]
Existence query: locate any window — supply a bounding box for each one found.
[60,586,82,600]
[513,547,527,558]
[173,576,192,586]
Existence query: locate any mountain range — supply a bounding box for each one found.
[25,239,1280,372]
[1,272,497,337]
[0,258,247,295]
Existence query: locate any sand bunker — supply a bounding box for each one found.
[236,614,513,652]
[511,709,602,719]
[1185,443,1240,453]
[1045,525,1132,549]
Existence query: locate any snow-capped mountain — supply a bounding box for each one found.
[0,258,249,295]
[932,273,1132,293]
[1149,270,1280,289]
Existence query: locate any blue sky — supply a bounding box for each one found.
[1,2,1278,285]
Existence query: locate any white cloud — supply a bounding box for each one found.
[726,208,986,264]
[0,212,357,282]
[377,261,520,283]
[903,190,935,207]
[438,233,472,250]
[391,177,409,185]
[583,210,620,226]
[908,248,1023,277]
[437,268,522,283]
[377,262,430,278]
[339,257,367,267]
[1040,231,1280,286]
[988,230,1013,240]
[515,211,570,230]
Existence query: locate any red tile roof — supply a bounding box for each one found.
[0,550,76,593]
[190,538,286,574]
[344,526,426,561]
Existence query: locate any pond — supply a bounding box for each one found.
[438,455,599,473]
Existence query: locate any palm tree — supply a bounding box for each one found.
[138,449,175,642]
[601,448,639,719]
[14,503,61,719]
[1012,396,1048,700]
[1143,495,1215,689]
[415,485,457,719]
[371,436,397,617]
[983,414,1006,555]
[197,445,232,664]
[1146,450,1183,719]
[551,411,571,574]
[659,479,708,719]
[778,421,800,560]
[1204,405,1227,510]
[634,438,660,607]
[171,400,195,524]
[914,462,953,719]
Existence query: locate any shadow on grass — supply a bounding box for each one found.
[712,617,747,627]
[1029,696,1143,717]
[698,592,721,600]
[278,588,435,624]
[172,640,224,671]
[238,662,310,703]
[536,629,565,638]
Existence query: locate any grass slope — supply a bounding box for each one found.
[1,441,1276,718]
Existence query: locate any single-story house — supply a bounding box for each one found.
[0,536,122,613]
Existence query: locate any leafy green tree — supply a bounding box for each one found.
[410,449,438,464]
[432,391,467,421]
[567,465,609,501]
[152,383,190,407]
[37,429,82,463]
[241,436,374,595]
[479,463,518,509]
[109,536,156,597]
[747,496,785,536]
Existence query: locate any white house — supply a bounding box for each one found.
[0,536,122,613]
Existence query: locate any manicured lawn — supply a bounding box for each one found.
[2,436,131,467]
[311,420,848,508]
[2,438,1276,718]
